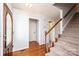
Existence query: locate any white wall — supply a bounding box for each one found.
[0,3,4,56]
[13,9,29,51]
[3,3,61,52]
[13,7,61,51]
[0,4,1,55]
[13,8,50,51]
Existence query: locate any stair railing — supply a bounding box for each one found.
[45,4,77,53]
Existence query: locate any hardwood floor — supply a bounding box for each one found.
[47,13,79,56]
[5,13,79,56]
[12,41,46,56]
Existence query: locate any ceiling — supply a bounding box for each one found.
[54,3,75,9]
[10,3,60,18]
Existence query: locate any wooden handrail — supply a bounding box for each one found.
[63,4,77,18]
[45,19,62,36]
[45,4,77,53]
[45,4,77,36]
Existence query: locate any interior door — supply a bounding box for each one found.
[29,19,37,41]
[3,4,13,56]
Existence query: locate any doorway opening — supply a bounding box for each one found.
[29,18,39,48]
[28,18,39,55]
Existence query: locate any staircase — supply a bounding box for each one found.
[47,13,79,56]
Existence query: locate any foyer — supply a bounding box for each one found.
[2,3,79,56]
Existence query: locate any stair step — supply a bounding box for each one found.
[56,41,79,55]
[47,13,79,56]
[51,45,75,56]
[59,36,79,44]
[62,34,79,38]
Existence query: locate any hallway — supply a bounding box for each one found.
[2,3,79,56]
[47,13,79,56]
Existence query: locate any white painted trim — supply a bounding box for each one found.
[60,9,63,34]
[60,21,63,34]
[62,11,76,32]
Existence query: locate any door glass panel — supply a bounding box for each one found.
[6,13,12,46]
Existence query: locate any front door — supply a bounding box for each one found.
[3,4,13,56]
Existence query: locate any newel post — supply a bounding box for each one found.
[45,31,48,53]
